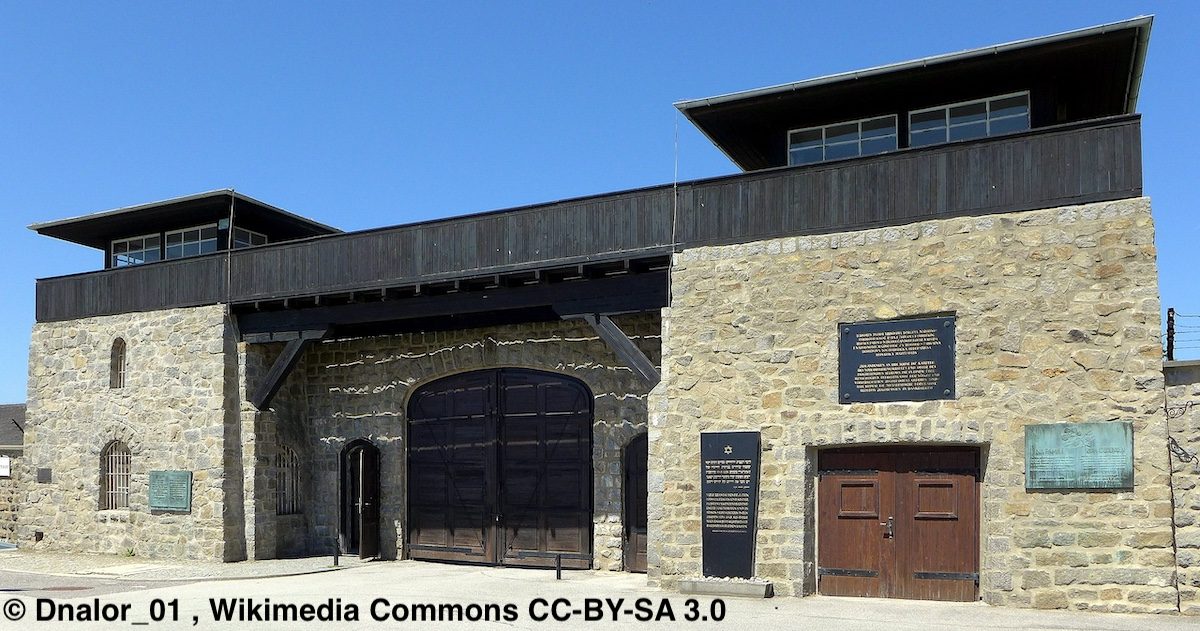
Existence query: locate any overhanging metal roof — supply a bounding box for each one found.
[676,16,1153,171]
[30,189,341,250]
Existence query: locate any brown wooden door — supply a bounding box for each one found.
[892,449,978,601]
[407,369,593,568]
[623,434,648,573]
[817,450,892,597]
[818,447,978,601]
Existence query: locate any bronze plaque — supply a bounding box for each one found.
[148,470,193,512]
[839,316,955,403]
[1025,422,1133,490]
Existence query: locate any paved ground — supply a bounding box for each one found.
[2,557,1200,630]
[0,549,358,581]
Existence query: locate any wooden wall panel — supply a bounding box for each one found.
[35,116,1143,322]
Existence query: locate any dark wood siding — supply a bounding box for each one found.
[36,116,1142,322]
[37,255,228,321]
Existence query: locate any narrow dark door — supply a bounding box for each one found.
[358,445,381,559]
[407,369,593,568]
[818,447,978,602]
[341,440,381,558]
[623,434,648,573]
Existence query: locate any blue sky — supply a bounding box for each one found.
[1,2,1197,403]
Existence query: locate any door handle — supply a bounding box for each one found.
[880,516,894,538]
[494,514,503,524]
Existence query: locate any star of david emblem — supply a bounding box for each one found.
[723,445,733,455]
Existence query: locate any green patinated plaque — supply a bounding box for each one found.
[148,470,192,512]
[1025,422,1133,490]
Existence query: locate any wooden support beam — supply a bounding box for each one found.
[575,314,660,388]
[249,328,328,411]
[237,271,666,335]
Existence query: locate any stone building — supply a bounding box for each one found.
[0,404,24,544]
[1167,360,1200,614]
[19,15,1200,614]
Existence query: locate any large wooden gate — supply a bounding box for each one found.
[818,447,979,601]
[406,369,593,568]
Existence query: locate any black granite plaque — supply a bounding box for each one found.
[839,316,955,403]
[700,431,760,579]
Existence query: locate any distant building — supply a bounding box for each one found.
[0,404,26,544]
[20,15,1200,614]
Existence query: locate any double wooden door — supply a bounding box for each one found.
[406,369,593,568]
[818,447,979,601]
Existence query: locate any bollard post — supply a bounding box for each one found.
[556,553,562,580]
[333,537,340,567]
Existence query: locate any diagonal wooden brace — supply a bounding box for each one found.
[249,328,328,410]
[573,314,660,388]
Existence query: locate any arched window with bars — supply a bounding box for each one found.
[110,338,126,389]
[276,446,301,515]
[100,440,131,510]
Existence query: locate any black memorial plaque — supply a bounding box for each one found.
[700,431,760,579]
[839,316,955,403]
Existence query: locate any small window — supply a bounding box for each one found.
[233,227,268,249]
[165,224,220,260]
[788,115,898,166]
[111,234,161,267]
[100,440,131,510]
[276,446,300,515]
[110,338,126,388]
[908,92,1030,148]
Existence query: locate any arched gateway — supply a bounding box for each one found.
[406,368,594,568]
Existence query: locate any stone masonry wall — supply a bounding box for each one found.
[0,448,20,542]
[1167,362,1200,613]
[650,197,1173,612]
[21,305,237,560]
[237,341,313,559]
[277,314,660,568]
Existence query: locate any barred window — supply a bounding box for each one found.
[276,446,301,515]
[110,338,126,389]
[100,440,131,510]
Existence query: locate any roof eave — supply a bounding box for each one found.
[674,15,1154,114]
[28,189,341,236]
[1123,15,1153,113]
